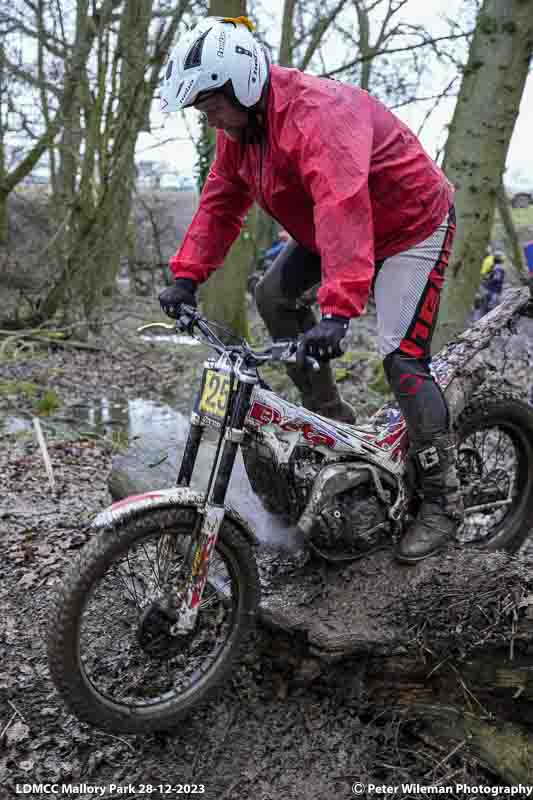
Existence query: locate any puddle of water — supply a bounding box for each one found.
[140,334,201,347]
[1,398,301,553]
[0,397,190,442]
[74,397,190,439]
[2,416,33,434]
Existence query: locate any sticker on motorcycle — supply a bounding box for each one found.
[199,369,231,420]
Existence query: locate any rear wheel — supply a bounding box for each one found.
[455,392,533,551]
[48,507,258,733]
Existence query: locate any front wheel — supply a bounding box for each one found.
[455,392,533,551]
[47,507,259,733]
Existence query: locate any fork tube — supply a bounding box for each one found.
[210,382,254,505]
[176,414,204,487]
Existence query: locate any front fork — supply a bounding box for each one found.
[172,382,254,634]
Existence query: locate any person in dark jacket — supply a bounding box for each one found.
[158,16,461,564]
[482,251,506,311]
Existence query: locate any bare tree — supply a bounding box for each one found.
[496,183,528,281]
[196,0,255,337]
[0,0,195,328]
[433,0,533,351]
[0,0,120,250]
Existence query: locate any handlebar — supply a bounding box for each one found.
[138,307,321,372]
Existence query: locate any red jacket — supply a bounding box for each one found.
[170,66,453,318]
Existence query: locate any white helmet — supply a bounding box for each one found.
[161,17,269,113]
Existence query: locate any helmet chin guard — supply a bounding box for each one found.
[161,17,269,113]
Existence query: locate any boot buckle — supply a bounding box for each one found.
[417,445,440,471]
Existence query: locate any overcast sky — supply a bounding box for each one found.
[137,0,533,183]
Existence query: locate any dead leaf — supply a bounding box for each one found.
[6,721,30,746]
[40,707,58,717]
[17,571,37,589]
[0,673,13,689]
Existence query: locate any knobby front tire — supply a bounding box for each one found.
[47,507,259,734]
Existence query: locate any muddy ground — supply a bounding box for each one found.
[0,290,529,799]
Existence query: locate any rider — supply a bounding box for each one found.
[159,16,461,564]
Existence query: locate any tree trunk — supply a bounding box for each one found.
[4,0,190,330]
[209,0,246,16]
[244,0,296,290]
[200,208,255,337]
[497,182,529,282]
[433,0,533,352]
[0,41,7,247]
[198,0,251,337]
[279,0,297,67]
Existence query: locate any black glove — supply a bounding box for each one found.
[296,315,349,368]
[159,278,197,318]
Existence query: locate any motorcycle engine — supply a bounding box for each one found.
[241,438,325,524]
[242,437,391,561]
[309,482,389,561]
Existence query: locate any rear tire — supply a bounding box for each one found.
[48,507,259,733]
[455,392,533,552]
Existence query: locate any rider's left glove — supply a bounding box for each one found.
[159,278,197,318]
[296,315,349,368]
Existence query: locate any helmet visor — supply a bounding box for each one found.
[184,89,220,109]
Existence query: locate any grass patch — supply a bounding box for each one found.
[511,206,533,228]
[493,205,533,244]
[334,367,350,382]
[368,358,392,396]
[0,380,61,415]
[34,389,61,415]
[0,380,41,399]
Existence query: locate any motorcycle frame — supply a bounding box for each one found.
[93,285,533,635]
[173,351,409,630]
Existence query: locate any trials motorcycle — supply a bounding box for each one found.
[48,286,533,733]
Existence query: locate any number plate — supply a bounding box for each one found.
[199,369,232,420]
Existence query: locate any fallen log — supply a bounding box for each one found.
[109,429,533,654]
[109,430,533,783]
[0,330,102,352]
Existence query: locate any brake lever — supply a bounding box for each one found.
[270,340,320,372]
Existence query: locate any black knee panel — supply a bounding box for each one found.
[383,351,430,390]
[383,350,449,442]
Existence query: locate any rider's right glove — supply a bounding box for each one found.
[159,278,197,318]
[296,315,349,369]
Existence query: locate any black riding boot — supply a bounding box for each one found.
[383,351,463,563]
[396,432,463,563]
[287,361,357,424]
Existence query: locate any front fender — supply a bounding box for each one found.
[92,488,259,546]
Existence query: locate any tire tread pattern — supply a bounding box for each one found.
[47,507,259,733]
